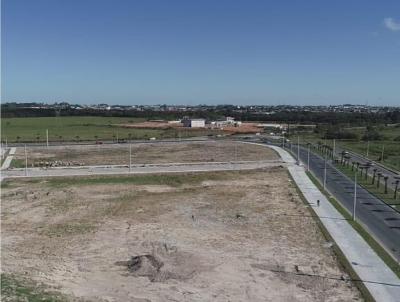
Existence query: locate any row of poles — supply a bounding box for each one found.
[281,136,400,221]
[22,142,136,176]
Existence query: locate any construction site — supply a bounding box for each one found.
[0,140,363,302]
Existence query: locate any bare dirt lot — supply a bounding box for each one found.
[1,169,362,301]
[116,121,262,134]
[11,141,279,167]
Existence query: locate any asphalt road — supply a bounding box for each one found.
[334,145,399,192]
[286,144,400,262]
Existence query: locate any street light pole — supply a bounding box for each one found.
[381,145,384,162]
[24,144,28,176]
[297,136,300,165]
[235,144,238,162]
[323,155,327,190]
[366,141,369,158]
[46,129,49,148]
[353,172,357,221]
[307,144,310,172]
[129,143,132,172]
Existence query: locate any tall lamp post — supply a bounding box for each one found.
[364,162,372,181]
[307,143,311,172]
[393,176,400,200]
[377,173,383,189]
[297,136,300,165]
[323,155,327,190]
[354,164,368,221]
[353,171,357,221]
[372,168,377,184]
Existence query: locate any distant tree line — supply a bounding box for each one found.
[2,106,400,126]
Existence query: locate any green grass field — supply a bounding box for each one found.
[1,116,219,143]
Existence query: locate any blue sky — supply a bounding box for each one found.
[2,0,400,105]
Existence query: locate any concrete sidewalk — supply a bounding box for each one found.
[267,144,400,302]
[1,147,16,170]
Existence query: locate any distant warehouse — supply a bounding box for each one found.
[182,118,205,128]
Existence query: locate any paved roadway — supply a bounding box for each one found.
[1,160,284,180]
[285,143,400,262]
[334,145,400,192]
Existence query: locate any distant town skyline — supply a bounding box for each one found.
[2,0,400,106]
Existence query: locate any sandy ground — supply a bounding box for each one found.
[12,141,278,167]
[116,121,262,134]
[1,168,362,302]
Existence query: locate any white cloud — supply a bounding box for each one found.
[383,17,400,31]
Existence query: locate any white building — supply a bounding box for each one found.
[182,118,205,128]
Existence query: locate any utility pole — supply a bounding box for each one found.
[297,136,300,165]
[333,139,335,159]
[46,129,49,148]
[353,172,357,221]
[366,141,369,158]
[307,143,310,172]
[323,155,327,190]
[381,145,384,162]
[24,144,28,176]
[129,143,132,172]
[234,143,238,162]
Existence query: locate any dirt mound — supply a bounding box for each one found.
[127,255,164,280]
[116,242,204,282]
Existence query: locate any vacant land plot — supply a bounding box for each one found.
[11,141,279,167]
[1,116,222,143]
[1,169,362,301]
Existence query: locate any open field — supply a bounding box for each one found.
[11,141,279,167]
[1,170,362,302]
[1,116,223,143]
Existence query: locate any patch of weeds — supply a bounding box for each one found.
[40,222,96,237]
[10,158,25,168]
[43,171,238,188]
[1,273,68,302]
